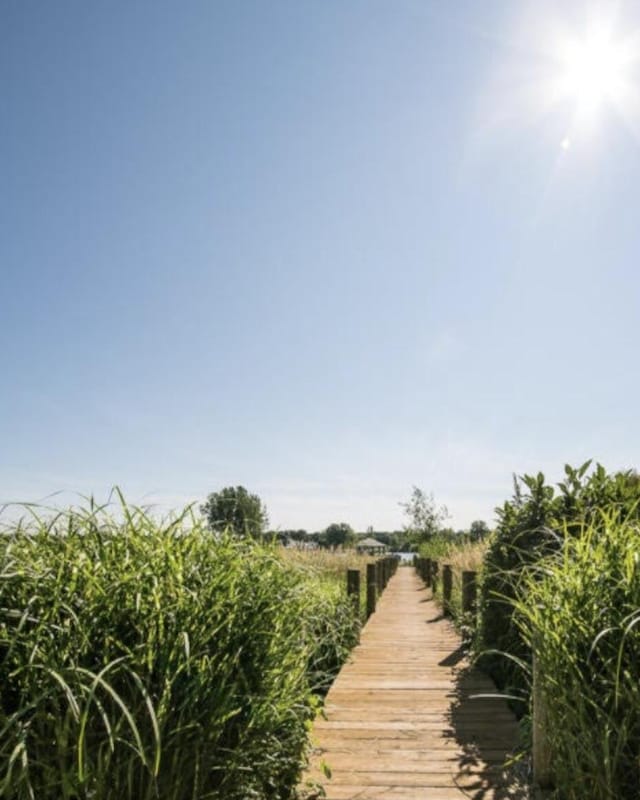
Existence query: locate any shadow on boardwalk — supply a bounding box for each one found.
[447,665,530,800]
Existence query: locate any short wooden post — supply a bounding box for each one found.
[376,560,383,594]
[462,570,478,612]
[431,560,439,593]
[533,653,553,789]
[366,563,377,618]
[441,564,452,614]
[462,571,476,613]
[347,569,361,616]
[425,558,432,587]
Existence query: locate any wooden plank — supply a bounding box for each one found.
[307,786,517,800]
[306,769,505,785]
[308,753,512,769]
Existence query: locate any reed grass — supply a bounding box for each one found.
[0,496,359,800]
[280,548,374,622]
[514,512,640,799]
[280,547,374,580]
[419,537,487,630]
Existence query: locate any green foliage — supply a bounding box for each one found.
[478,461,640,708]
[301,578,360,694]
[201,485,268,538]
[417,533,459,561]
[515,514,640,799]
[321,522,356,549]
[478,471,559,704]
[469,520,489,540]
[400,487,449,545]
[0,498,358,800]
[418,536,487,644]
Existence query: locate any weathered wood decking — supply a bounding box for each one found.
[302,567,529,800]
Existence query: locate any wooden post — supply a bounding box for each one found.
[425,558,432,587]
[462,571,476,613]
[431,560,439,594]
[442,564,452,615]
[376,559,383,594]
[347,569,361,617]
[366,563,377,618]
[533,653,553,789]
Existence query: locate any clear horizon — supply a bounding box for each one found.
[3,1,640,532]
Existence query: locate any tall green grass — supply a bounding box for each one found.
[280,548,374,623]
[514,512,640,799]
[0,498,359,800]
[418,537,487,635]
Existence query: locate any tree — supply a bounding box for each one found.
[280,529,309,542]
[322,522,356,548]
[201,485,268,538]
[469,520,490,540]
[400,486,449,544]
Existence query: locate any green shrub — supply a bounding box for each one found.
[0,498,358,800]
[478,463,640,711]
[515,514,640,799]
[417,533,458,562]
[478,471,559,707]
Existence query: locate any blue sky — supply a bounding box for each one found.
[2,0,640,530]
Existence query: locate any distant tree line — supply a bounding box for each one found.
[200,484,490,550]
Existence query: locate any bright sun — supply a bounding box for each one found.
[481,5,640,153]
[556,29,630,119]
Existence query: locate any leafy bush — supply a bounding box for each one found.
[478,462,640,709]
[514,514,640,799]
[0,498,359,800]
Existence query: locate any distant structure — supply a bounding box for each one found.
[286,540,318,550]
[356,536,387,555]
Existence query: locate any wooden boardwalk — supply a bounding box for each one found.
[302,567,529,800]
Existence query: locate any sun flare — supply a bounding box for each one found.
[555,28,631,120]
[482,5,640,150]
